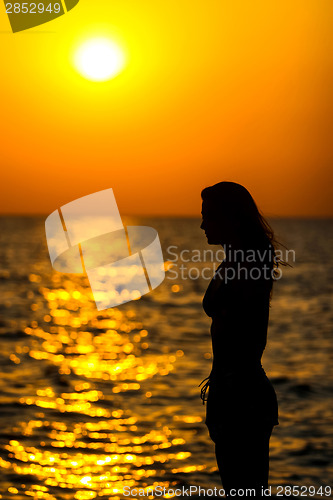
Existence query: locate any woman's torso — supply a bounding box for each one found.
[201,259,279,436]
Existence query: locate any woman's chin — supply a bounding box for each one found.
[206,236,220,245]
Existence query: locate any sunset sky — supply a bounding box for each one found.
[0,0,332,217]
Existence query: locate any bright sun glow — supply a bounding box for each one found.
[74,38,125,82]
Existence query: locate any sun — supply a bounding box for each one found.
[74,38,126,82]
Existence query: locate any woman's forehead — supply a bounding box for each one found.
[202,198,221,213]
[202,199,232,220]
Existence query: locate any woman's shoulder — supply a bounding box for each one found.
[203,258,271,317]
[202,263,228,317]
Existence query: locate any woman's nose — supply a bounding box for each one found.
[200,220,205,230]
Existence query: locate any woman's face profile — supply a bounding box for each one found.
[200,200,223,245]
[200,199,235,246]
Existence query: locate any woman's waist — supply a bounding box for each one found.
[210,361,266,381]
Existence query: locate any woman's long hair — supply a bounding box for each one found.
[201,182,290,298]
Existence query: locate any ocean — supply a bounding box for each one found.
[0,216,332,499]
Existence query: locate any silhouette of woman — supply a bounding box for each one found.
[199,182,280,498]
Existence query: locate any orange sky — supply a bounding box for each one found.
[0,0,332,217]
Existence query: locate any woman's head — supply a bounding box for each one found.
[200,181,275,252]
[200,182,289,301]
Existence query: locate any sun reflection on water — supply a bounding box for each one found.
[0,272,206,499]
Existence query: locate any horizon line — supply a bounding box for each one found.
[0,212,332,219]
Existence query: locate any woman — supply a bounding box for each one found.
[199,181,281,498]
